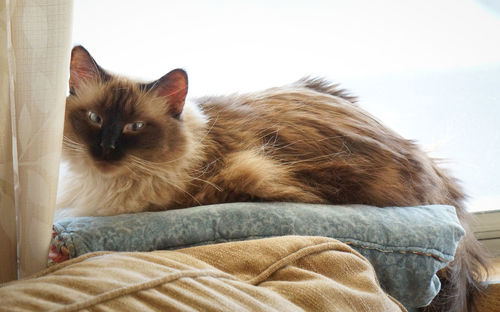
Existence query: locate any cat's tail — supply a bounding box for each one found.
[423,220,490,312]
[295,77,358,104]
[422,172,490,312]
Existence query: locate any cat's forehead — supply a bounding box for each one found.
[100,81,140,108]
[93,80,167,118]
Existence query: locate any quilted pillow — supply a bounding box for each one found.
[52,203,465,311]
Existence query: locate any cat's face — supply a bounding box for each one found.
[64,46,189,175]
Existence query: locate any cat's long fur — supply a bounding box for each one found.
[58,46,489,312]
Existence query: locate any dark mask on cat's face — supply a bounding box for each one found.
[64,46,189,175]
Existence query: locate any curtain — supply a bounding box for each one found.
[0,0,73,282]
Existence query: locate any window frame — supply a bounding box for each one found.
[473,210,500,257]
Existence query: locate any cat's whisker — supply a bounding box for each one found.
[63,145,82,151]
[164,179,202,206]
[196,113,219,145]
[127,159,202,205]
[126,155,222,194]
[63,142,85,150]
[62,141,83,149]
[181,158,219,175]
[128,154,189,167]
[62,137,88,154]
[63,152,86,159]
[190,177,223,192]
[63,135,83,145]
[63,147,87,155]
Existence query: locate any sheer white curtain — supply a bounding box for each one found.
[0,0,72,282]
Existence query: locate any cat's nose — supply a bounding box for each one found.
[100,142,117,160]
[100,142,116,149]
[100,122,122,152]
[100,141,117,160]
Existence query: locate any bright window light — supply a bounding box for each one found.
[72,0,500,212]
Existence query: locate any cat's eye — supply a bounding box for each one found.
[88,112,102,125]
[124,122,145,133]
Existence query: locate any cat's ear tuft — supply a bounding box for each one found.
[152,69,188,118]
[69,45,108,93]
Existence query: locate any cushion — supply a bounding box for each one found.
[52,203,464,310]
[1,236,406,312]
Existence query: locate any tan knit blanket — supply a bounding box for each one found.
[0,236,406,311]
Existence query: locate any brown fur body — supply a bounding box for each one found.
[58,46,489,312]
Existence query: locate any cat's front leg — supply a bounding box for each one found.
[208,150,326,204]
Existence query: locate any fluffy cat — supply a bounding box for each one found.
[57,46,488,312]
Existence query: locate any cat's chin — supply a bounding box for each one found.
[93,160,128,176]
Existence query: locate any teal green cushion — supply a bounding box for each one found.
[53,203,464,311]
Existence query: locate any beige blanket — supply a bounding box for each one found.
[0,236,406,311]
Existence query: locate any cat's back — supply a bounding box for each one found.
[196,78,377,150]
[192,79,464,208]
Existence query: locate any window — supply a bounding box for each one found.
[73,0,500,252]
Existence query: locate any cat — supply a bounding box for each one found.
[57,45,489,312]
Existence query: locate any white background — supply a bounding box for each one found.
[72,0,500,211]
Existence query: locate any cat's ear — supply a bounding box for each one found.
[69,45,109,93]
[150,69,188,118]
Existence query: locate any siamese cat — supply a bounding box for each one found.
[57,46,489,312]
